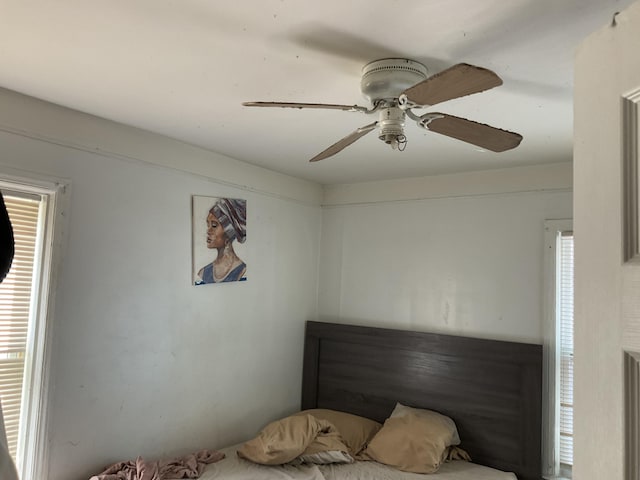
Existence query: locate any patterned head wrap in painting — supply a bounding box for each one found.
[211,198,247,244]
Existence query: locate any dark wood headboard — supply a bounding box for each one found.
[301,321,542,480]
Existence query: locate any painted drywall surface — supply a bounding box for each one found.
[0,97,322,479]
[322,162,572,206]
[317,189,572,344]
[574,3,640,479]
[0,87,322,205]
[0,85,575,478]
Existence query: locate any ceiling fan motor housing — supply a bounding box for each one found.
[361,58,428,103]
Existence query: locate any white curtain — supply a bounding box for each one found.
[0,399,19,480]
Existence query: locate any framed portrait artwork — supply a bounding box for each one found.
[624,88,640,263]
[192,195,247,285]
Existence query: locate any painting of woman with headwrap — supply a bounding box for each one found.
[192,196,247,285]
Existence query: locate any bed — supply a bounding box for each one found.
[202,320,543,480]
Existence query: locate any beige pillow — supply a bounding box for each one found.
[390,403,460,445]
[237,414,352,465]
[296,409,382,455]
[361,404,461,474]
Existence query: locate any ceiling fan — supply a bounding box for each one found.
[243,58,522,162]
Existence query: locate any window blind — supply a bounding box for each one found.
[558,233,574,467]
[0,193,40,461]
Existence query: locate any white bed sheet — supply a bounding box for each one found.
[318,457,517,480]
[200,445,517,480]
[200,444,325,480]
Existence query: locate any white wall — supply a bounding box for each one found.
[574,2,640,479]
[318,167,573,344]
[0,88,323,480]
[0,85,575,480]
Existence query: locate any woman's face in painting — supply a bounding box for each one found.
[206,212,227,249]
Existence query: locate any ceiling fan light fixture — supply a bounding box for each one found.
[385,134,407,151]
[377,106,406,150]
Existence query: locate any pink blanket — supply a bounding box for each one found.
[90,449,225,480]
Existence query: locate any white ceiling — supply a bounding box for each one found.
[0,0,632,185]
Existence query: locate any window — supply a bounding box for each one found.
[0,175,64,480]
[0,192,40,460]
[543,219,574,479]
[557,233,573,475]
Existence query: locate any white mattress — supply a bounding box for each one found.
[200,445,517,480]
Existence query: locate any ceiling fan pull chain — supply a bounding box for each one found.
[397,135,407,152]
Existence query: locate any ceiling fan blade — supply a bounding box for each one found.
[421,113,522,152]
[401,63,503,106]
[309,122,378,162]
[243,101,369,113]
